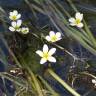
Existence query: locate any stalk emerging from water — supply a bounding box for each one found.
[47,68,81,96]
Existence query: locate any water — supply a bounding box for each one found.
[0,0,96,96]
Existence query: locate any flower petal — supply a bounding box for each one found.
[36,50,43,57]
[21,27,29,34]
[48,48,56,56]
[9,16,12,20]
[56,32,61,38]
[17,14,21,19]
[11,21,16,27]
[75,12,83,21]
[92,79,96,84]
[49,31,55,37]
[69,18,75,23]
[9,27,15,31]
[13,10,18,15]
[48,56,56,62]
[40,58,47,64]
[9,12,13,16]
[45,36,51,41]
[77,23,83,28]
[17,20,22,27]
[70,23,76,26]
[43,44,48,53]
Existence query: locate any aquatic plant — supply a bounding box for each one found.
[45,31,62,42]
[0,0,96,96]
[36,44,56,64]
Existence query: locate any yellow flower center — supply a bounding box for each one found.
[22,29,27,33]
[75,19,80,24]
[15,26,19,29]
[43,52,49,60]
[51,36,57,42]
[12,16,17,20]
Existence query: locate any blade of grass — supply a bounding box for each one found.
[37,75,60,96]
[0,35,22,68]
[24,0,46,15]
[0,47,8,70]
[0,72,27,88]
[47,68,81,96]
[66,0,78,12]
[18,55,44,96]
[54,0,71,18]
[27,67,44,96]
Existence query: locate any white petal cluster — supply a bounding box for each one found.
[92,79,96,86]
[69,12,83,28]
[36,44,56,64]
[9,20,22,32]
[45,31,62,42]
[9,10,29,34]
[21,27,29,34]
[9,10,21,21]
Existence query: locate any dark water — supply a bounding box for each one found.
[0,0,96,96]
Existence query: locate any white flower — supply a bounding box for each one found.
[9,10,21,21]
[21,27,29,34]
[45,31,62,42]
[10,70,16,74]
[69,12,83,28]
[92,79,96,86]
[9,20,22,32]
[36,44,56,64]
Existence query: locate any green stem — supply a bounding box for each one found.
[80,72,96,79]
[0,73,26,88]
[37,75,60,96]
[27,67,44,96]
[47,68,81,96]
[18,55,44,96]
[83,20,96,48]
[1,36,22,68]
[67,0,78,12]
[54,0,71,18]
